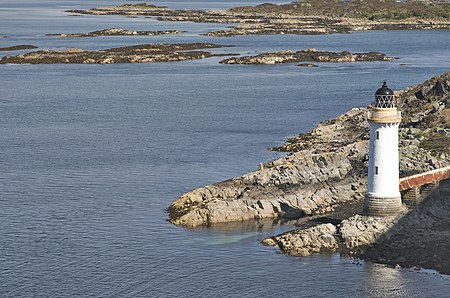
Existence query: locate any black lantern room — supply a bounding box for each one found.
[374,81,395,108]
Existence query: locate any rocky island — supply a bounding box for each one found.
[168,72,450,274]
[47,28,185,38]
[0,45,38,51]
[219,49,395,65]
[67,1,450,37]
[0,43,232,64]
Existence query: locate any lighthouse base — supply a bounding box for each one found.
[364,193,403,217]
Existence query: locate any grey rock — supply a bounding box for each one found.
[262,223,338,256]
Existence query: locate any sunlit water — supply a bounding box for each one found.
[1,1,450,297]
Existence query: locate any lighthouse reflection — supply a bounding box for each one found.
[365,265,409,296]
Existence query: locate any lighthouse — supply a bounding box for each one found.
[364,81,403,217]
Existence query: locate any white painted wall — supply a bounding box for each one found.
[367,122,401,198]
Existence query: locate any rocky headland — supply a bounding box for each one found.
[68,1,450,37]
[169,72,450,227]
[219,49,395,65]
[168,72,450,273]
[0,43,232,64]
[47,28,185,38]
[0,45,38,51]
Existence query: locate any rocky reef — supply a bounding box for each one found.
[219,49,395,65]
[0,43,232,64]
[68,1,450,37]
[47,28,184,38]
[0,45,38,51]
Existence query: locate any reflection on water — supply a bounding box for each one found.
[366,265,409,296]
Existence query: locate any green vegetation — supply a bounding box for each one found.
[419,132,450,155]
[231,0,450,20]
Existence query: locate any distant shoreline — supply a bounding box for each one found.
[67,1,450,37]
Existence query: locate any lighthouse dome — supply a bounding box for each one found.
[375,81,394,96]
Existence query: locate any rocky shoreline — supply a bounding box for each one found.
[168,72,450,273]
[47,28,184,38]
[169,72,450,227]
[67,2,450,37]
[0,43,232,64]
[262,179,450,274]
[219,49,395,65]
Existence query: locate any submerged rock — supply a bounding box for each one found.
[298,63,319,67]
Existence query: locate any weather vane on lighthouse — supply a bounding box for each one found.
[364,81,403,216]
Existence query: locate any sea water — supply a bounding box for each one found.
[1,1,450,297]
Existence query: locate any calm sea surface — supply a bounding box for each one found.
[1,1,450,297]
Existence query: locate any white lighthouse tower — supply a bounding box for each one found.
[364,81,403,216]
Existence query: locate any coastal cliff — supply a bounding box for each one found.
[168,72,450,228]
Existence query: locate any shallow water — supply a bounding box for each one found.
[1,1,450,297]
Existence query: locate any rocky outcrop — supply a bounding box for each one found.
[219,49,395,65]
[263,177,450,274]
[0,43,232,64]
[339,214,400,253]
[168,72,450,228]
[262,223,338,256]
[47,28,184,38]
[68,2,450,37]
[168,148,367,227]
[361,179,450,274]
[0,45,38,51]
[261,215,398,256]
